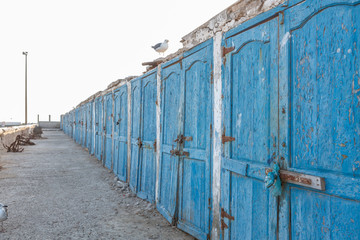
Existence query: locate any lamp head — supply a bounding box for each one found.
[22,52,28,55]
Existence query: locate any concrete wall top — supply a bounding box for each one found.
[0,124,36,153]
[0,125,36,137]
[181,0,284,49]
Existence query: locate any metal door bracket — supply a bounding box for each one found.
[137,137,143,148]
[170,149,181,156]
[221,219,228,230]
[222,135,235,144]
[174,135,193,144]
[222,46,235,57]
[220,208,234,231]
[182,151,189,157]
[221,208,234,220]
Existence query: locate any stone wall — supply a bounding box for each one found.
[0,125,36,153]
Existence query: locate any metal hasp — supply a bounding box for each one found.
[265,163,282,197]
[220,208,234,230]
[265,168,325,191]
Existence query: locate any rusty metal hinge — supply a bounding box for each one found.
[221,208,234,220]
[220,208,234,231]
[170,149,180,156]
[221,219,228,230]
[222,46,235,57]
[174,135,193,145]
[170,149,189,157]
[137,137,142,148]
[222,135,235,144]
[182,151,189,157]
[153,140,157,152]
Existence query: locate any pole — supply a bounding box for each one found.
[23,52,28,125]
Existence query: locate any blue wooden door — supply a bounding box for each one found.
[177,44,213,240]
[137,72,157,202]
[72,111,75,139]
[158,59,182,224]
[221,17,279,239]
[158,42,213,239]
[104,93,113,170]
[113,86,128,182]
[130,78,142,191]
[95,97,103,161]
[86,103,92,152]
[76,108,81,144]
[278,1,360,239]
[82,105,87,148]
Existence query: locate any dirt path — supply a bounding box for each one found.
[0,131,193,240]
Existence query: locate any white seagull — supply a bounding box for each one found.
[152,39,169,55]
[0,203,8,232]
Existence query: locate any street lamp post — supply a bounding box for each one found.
[22,51,28,125]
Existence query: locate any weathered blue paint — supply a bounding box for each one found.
[130,78,142,192]
[158,40,213,240]
[95,96,103,161]
[221,16,279,240]
[137,71,157,202]
[278,1,360,239]
[104,93,113,170]
[221,1,360,239]
[113,85,128,181]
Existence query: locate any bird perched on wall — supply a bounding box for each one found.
[152,39,169,55]
[0,203,8,232]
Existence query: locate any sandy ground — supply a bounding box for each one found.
[0,130,194,240]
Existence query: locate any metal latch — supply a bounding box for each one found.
[265,168,325,191]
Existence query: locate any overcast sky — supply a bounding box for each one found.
[0,0,235,123]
